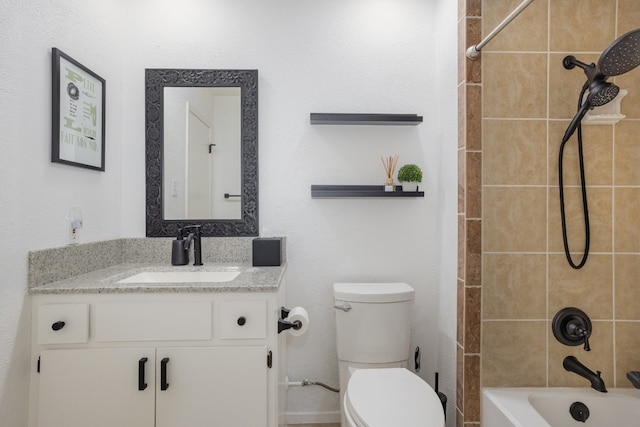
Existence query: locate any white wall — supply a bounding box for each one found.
[434,0,460,423]
[0,0,458,424]
[0,1,123,424]
[119,0,454,422]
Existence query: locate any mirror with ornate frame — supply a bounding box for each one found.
[145,69,258,237]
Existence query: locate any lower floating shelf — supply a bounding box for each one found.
[311,185,424,198]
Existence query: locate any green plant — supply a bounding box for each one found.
[397,164,423,183]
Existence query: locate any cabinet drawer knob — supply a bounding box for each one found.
[51,321,66,331]
[237,316,247,326]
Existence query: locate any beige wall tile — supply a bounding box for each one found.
[466,152,481,218]
[615,74,640,119]
[548,254,613,319]
[458,215,465,280]
[484,119,546,185]
[482,0,547,52]
[467,0,481,17]
[549,321,613,387]
[548,187,612,254]
[483,254,546,319]
[458,279,464,344]
[457,344,464,412]
[466,219,482,287]
[458,148,465,213]
[458,82,465,148]
[483,186,547,252]
[614,188,640,252]
[464,354,480,422]
[550,0,617,52]
[617,0,640,36]
[465,286,481,353]
[482,321,546,387]
[466,85,482,151]
[483,53,547,119]
[615,255,640,320]
[614,120,640,185]
[476,0,640,412]
[466,18,482,84]
[548,120,613,186]
[615,322,640,388]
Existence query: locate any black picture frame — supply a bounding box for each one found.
[51,48,106,171]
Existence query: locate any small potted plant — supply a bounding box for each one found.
[397,164,423,192]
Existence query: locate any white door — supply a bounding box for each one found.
[38,348,155,427]
[155,346,268,427]
[186,108,213,219]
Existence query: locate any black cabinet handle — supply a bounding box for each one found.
[237,316,247,326]
[138,357,148,391]
[160,357,170,390]
[51,321,65,331]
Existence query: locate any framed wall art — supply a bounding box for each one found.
[51,48,106,171]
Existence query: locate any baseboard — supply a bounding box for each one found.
[286,411,341,424]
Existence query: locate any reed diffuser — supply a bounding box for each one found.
[381,154,399,192]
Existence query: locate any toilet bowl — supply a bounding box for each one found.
[343,368,445,427]
[334,283,445,426]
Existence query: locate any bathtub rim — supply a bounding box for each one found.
[481,387,640,427]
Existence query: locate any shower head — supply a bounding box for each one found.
[587,80,620,107]
[598,28,640,77]
[562,28,640,140]
[562,80,620,142]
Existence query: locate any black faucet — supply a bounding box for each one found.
[563,356,607,393]
[182,225,203,266]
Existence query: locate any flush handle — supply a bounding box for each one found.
[333,303,352,312]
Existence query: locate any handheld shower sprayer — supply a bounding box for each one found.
[559,28,640,269]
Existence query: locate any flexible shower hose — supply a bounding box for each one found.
[558,82,591,269]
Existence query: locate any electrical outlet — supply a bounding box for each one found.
[69,220,79,245]
[68,207,83,245]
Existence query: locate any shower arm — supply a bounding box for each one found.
[465,0,535,60]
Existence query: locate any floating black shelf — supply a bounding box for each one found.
[310,113,423,125]
[311,185,424,198]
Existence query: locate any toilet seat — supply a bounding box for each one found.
[344,368,445,427]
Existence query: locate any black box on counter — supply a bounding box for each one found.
[252,237,285,266]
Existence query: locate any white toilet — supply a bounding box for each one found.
[333,282,445,427]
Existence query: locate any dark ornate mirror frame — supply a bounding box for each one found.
[145,69,258,237]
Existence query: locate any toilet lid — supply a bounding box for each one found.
[346,368,445,427]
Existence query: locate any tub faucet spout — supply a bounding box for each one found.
[563,356,607,393]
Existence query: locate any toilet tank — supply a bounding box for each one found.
[333,282,414,364]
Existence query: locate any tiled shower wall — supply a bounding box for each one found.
[457,0,482,425]
[459,0,640,425]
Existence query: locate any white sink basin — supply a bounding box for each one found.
[117,271,241,284]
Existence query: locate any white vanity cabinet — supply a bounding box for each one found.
[29,285,286,427]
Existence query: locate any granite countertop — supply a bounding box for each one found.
[28,262,286,294]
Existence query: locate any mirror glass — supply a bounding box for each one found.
[145,69,258,237]
[163,87,241,220]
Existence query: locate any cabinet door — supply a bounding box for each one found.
[156,346,268,427]
[38,348,155,427]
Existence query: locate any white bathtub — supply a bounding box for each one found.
[482,387,640,426]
